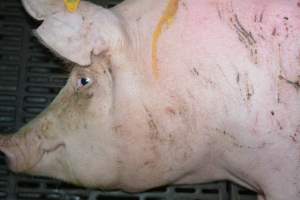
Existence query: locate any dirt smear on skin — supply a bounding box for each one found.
[151,0,179,79]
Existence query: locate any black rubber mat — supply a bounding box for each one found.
[0,0,258,199]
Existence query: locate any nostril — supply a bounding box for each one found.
[0,151,7,166]
[0,134,19,172]
[0,147,17,172]
[0,148,12,173]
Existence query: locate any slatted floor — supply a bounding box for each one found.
[0,0,257,199]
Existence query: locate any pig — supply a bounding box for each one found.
[0,0,299,199]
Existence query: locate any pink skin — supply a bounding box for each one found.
[1,0,299,199]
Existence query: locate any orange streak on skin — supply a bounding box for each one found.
[64,0,81,12]
[152,0,179,79]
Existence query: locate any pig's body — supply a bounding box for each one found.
[1,0,299,199]
[112,1,300,198]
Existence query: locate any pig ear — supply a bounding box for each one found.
[21,0,65,20]
[26,2,126,66]
[23,0,125,66]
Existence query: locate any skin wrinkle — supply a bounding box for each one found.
[25,143,46,172]
[151,0,179,79]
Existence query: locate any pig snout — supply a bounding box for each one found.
[0,134,20,172]
[0,123,63,174]
[0,133,35,173]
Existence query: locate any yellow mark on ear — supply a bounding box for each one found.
[152,0,179,79]
[64,0,81,12]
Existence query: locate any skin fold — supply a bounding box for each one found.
[0,0,299,199]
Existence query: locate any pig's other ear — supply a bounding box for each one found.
[21,0,65,20]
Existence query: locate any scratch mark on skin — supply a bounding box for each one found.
[181,1,187,10]
[191,67,199,76]
[277,44,285,103]
[259,10,264,23]
[220,129,269,149]
[257,34,265,40]
[143,160,155,168]
[236,73,240,83]
[276,120,283,130]
[165,107,177,116]
[216,3,222,20]
[193,71,216,87]
[290,134,297,143]
[221,2,258,64]
[144,106,160,140]
[297,125,300,134]
[236,72,254,107]
[279,75,300,91]
[217,65,235,90]
[233,14,256,46]
[272,27,277,36]
[246,79,254,101]
[270,111,275,116]
[112,125,123,133]
[277,92,281,104]
[152,0,179,79]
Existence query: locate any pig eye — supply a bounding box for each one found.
[77,77,93,89]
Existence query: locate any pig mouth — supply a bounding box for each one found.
[42,142,66,154]
[7,142,66,173]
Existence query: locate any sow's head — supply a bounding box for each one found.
[0,0,199,193]
[0,0,126,190]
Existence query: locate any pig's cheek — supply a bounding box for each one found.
[74,90,95,107]
[52,97,81,130]
[57,92,91,120]
[60,91,97,129]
